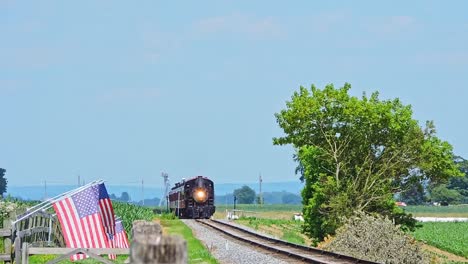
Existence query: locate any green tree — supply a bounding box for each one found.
[400,182,426,205]
[282,192,302,204]
[274,84,462,242]
[0,168,7,197]
[430,184,463,204]
[120,191,131,202]
[233,185,256,204]
[427,156,468,204]
[448,156,468,201]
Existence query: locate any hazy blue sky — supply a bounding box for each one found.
[2,1,467,187]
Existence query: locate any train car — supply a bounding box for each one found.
[168,175,216,219]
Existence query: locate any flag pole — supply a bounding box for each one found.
[13,180,104,224]
[24,179,102,212]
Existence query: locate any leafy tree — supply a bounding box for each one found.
[282,192,302,204]
[120,191,131,202]
[233,185,256,204]
[448,156,468,201]
[0,168,7,197]
[430,184,463,204]
[274,84,461,242]
[400,182,426,205]
[426,156,468,204]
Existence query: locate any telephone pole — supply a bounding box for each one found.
[259,173,263,206]
[141,179,145,206]
[43,180,47,200]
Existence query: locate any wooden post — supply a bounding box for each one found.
[21,242,28,264]
[131,220,162,238]
[130,221,187,264]
[3,214,12,263]
[14,237,21,264]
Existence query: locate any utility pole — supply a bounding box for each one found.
[44,180,47,200]
[259,173,263,206]
[141,179,145,206]
[78,174,81,187]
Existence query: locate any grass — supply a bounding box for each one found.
[236,216,308,246]
[214,204,303,220]
[158,218,219,264]
[216,204,302,212]
[413,221,468,259]
[404,204,468,217]
[29,255,129,263]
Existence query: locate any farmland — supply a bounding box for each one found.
[413,221,468,259]
[405,204,468,218]
[214,204,302,220]
[7,201,468,263]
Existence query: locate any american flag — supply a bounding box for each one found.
[53,184,109,261]
[98,184,116,239]
[114,219,129,248]
[98,183,116,259]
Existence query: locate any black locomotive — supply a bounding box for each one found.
[168,176,216,219]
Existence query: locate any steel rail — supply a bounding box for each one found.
[195,219,378,264]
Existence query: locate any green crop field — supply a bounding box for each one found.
[404,205,468,217]
[413,222,468,259]
[113,201,155,237]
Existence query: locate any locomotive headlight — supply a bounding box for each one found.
[193,189,208,203]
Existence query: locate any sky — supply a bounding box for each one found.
[1,1,468,187]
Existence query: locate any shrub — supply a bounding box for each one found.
[321,211,428,264]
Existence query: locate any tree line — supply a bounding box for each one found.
[216,185,302,205]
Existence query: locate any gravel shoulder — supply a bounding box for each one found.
[182,219,292,264]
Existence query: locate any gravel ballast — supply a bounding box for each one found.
[182,219,291,264]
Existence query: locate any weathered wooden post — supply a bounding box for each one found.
[21,242,28,264]
[14,237,21,264]
[3,212,13,263]
[131,220,162,238]
[130,221,187,264]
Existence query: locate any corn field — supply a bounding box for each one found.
[112,201,155,237]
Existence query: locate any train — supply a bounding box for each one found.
[168,175,216,219]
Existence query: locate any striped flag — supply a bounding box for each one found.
[53,184,109,261]
[98,183,116,259]
[114,219,129,248]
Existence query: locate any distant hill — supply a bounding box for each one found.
[7,181,304,202]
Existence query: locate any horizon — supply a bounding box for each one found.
[6,180,304,201]
[8,179,304,187]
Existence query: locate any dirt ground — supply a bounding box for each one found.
[422,244,468,263]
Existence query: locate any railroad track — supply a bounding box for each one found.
[195,219,378,264]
